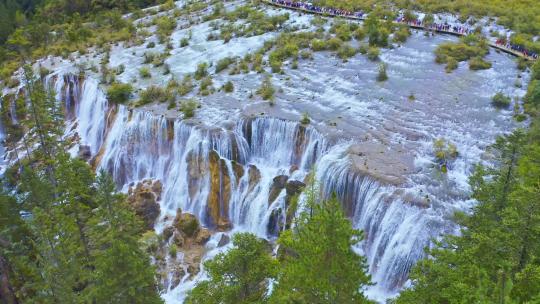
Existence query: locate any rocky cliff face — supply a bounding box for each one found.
[127,179,163,230]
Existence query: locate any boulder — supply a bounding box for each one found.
[162,226,175,240]
[195,228,211,245]
[78,145,92,161]
[247,165,261,192]
[285,180,306,197]
[127,180,161,230]
[268,175,288,205]
[174,211,200,238]
[217,234,230,247]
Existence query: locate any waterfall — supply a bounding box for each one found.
[43,73,463,300]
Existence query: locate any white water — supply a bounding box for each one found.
[0,2,528,302]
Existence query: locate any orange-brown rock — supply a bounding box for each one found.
[268,175,288,205]
[247,165,261,193]
[195,228,211,245]
[186,150,206,200]
[206,150,232,230]
[173,211,200,238]
[232,161,244,181]
[127,180,162,230]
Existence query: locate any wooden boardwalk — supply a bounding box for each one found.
[263,0,536,60]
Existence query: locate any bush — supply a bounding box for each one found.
[178,75,194,96]
[367,47,380,61]
[300,112,310,124]
[147,41,156,48]
[257,75,275,101]
[223,81,234,93]
[326,37,343,51]
[180,37,189,47]
[215,57,235,73]
[353,27,365,40]
[179,99,199,118]
[300,50,313,60]
[194,62,208,80]
[311,39,327,51]
[445,58,458,73]
[469,57,492,70]
[433,138,458,173]
[199,76,214,96]
[525,80,540,111]
[393,26,411,43]
[155,16,177,43]
[376,63,388,81]
[107,82,133,104]
[491,92,511,108]
[139,67,151,78]
[337,44,357,59]
[138,86,174,105]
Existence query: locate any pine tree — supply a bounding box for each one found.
[271,192,373,304]
[185,232,277,304]
[88,171,163,304]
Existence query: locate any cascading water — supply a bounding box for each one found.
[25,43,521,302]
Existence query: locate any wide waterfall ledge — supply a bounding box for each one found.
[0,1,529,302]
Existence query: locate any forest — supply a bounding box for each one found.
[1,0,540,303]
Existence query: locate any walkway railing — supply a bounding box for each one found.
[263,0,538,61]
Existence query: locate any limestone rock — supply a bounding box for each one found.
[174,211,200,238]
[268,175,288,205]
[195,228,211,245]
[78,145,92,161]
[285,180,306,197]
[206,150,232,230]
[217,233,230,247]
[127,180,162,230]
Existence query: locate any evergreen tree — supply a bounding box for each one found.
[185,233,277,304]
[271,192,373,304]
[88,171,163,304]
[395,129,540,304]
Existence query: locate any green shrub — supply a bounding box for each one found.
[300,50,313,60]
[326,37,343,51]
[433,138,458,173]
[215,57,235,73]
[525,80,540,111]
[107,82,133,104]
[257,75,275,101]
[311,39,327,51]
[155,16,177,43]
[147,41,155,48]
[199,76,214,96]
[300,112,310,124]
[491,92,511,108]
[179,99,199,118]
[393,26,411,43]
[445,58,458,73]
[139,67,151,78]
[178,75,194,96]
[223,81,234,93]
[169,245,177,257]
[353,27,365,40]
[180,37,189,47]
[376,63,388,82]
[194,62,208,80]
[366,47,380,61]
[469,57,492,70]
[337,44,357,59]
[138,86,174,105]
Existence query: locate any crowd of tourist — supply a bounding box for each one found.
[267,0,538,60]
[496,39,538,59]
[269,0,364,18]
[395,17,472,35]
